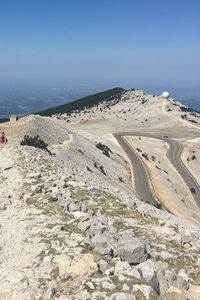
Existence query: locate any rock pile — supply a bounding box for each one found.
[1,143,200,299]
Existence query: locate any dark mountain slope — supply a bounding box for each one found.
[36,87,126,116]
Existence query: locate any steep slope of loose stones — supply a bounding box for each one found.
[1,144,200,299]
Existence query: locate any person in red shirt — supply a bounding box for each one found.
[0,132,8,144]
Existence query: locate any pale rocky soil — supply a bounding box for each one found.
[1,115,72,146]
[1,142,200,300]
[57,89,200,221]
[1,89,200,299]
[124,136,200,225]
[163,100,200,130]
[181,138,200,186]
[60,90,199,137]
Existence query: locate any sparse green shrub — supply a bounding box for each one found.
[96,142,112,157]
[181,114,187,119]
[78,149,84,154]
[99,165,106,175]
[155,202,162,209]
[156,165,161,170]
[118,177,124,183]
[190,188,196,194]
[180,106,199,114]
[20,135,51,154]
[191,155,196,160]
[93,162,106,175]
[189,119,198,123]
[142,152,149,161]
[141,99,147,104]
[151,156,156,161]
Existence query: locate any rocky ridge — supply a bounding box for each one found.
[55,89,200,131]
[1,142,200,299]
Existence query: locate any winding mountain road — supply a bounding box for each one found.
[114,132,200,209]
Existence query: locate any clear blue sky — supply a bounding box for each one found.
[0,0,199,88]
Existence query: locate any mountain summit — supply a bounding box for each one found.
[37,87,126,116]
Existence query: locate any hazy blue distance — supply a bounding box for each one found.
[0,79,199,119]
[0,0,199,114]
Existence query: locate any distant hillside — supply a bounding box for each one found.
[0,117,9,123]
[36,87,126,116]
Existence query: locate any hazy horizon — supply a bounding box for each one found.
[0,78,200,118]
[0,0,199,116]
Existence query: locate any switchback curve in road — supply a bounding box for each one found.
[114,132,200,209]
[114,134,158,206]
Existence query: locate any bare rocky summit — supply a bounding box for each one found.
[1,88,200,299]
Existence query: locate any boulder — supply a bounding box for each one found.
[74,291,90,300]
[67,201,81,212]
[156,265,189,297]
[174,275,189,291]
[132,284,154,299]
[138,260,159,293]
[114,261,131,275]
[85,281,95,290]
[72,211,90,220]
[127,268,141,279]
[97,259,109,274]
[87,223,107,237]
[156,268,169,296]
[181,235,192,246]
[122,283,130,291]
[58,253,97,279]
[108,293,136,300]
[77,221,91,231]
[91,291,107,299]
[26,172,41,178]
[118,275,126,281]
[113,238,149,265]
[90,232,116,255]
[105,267,114,276]
[33,183,45,193]
[178,269,189,282]
[102,280,115,290]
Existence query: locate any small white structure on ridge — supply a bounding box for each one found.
[10,115,18,123]
[162,91,170,99]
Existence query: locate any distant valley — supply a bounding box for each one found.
[0,86,85,118]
